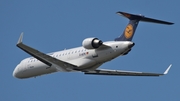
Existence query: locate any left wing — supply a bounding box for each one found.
[16,33,77,71]
[84,64,172,76]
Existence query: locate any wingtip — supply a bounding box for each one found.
[163,64,172,75]
[17,32,24,44]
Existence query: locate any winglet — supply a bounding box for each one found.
[163,64,172,75]
[17,32,23,44]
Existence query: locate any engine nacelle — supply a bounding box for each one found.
[82,38,103,49]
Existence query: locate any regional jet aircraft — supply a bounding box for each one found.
[13,11,173,79]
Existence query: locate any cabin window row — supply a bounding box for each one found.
[27,49,87,63]
[52,49,87,57]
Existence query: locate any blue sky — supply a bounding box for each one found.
[1,0,179,101]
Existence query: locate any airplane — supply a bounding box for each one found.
[13,11,173,79]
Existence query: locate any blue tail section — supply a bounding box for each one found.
[115,11,174,41]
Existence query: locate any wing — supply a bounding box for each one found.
[84,64,172,76]
[16,33,77,71]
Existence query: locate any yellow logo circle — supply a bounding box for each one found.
[125,24,133,39]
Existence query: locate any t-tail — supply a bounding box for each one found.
[115,11,174,41]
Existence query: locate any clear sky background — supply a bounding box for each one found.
[1,0,179,101]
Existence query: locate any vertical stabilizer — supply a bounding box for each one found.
[115,11,174,41]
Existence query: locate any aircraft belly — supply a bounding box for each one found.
[68,58,97,70]
[22,62,57,78]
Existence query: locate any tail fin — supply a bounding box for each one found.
[115,11,174,41]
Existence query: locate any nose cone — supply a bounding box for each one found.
[13,66,18,78]
[13,65,22,79]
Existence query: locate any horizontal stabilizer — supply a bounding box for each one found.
[115,11,174,41]
[117,11,174,25]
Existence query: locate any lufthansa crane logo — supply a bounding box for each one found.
[125,24,134,39]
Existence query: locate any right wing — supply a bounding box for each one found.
[84,64,172,76]
[16,33,77,72]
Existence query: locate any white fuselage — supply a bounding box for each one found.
[13,41,134,78]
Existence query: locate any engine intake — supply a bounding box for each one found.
[82,38,103,49]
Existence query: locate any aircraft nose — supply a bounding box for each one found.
[13,64,21,78]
